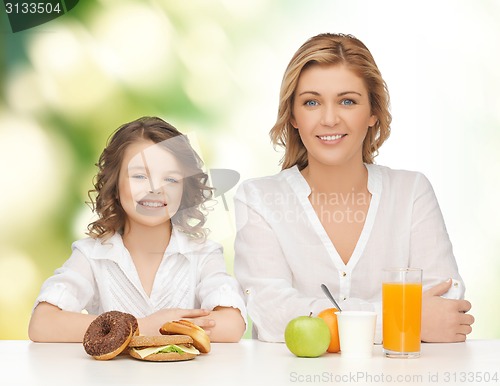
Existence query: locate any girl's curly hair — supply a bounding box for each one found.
[87,116,212,241]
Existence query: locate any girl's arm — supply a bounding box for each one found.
[193,240,247,342]
[28,302,96,342]
[202,306,246,342]
[29,302,219,342]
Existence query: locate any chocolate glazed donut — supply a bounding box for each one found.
[83,311,139,360]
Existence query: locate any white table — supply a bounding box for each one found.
[2,339,499,386]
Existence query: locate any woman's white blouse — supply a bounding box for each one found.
[34,227,246,323]
[234,164,464,343]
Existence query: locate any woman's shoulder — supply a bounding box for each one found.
[368,164,433,191]
[369,163,428,181]
[235,167,300,197]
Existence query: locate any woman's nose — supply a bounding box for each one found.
[320,104,339,127]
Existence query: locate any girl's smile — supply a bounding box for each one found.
[138,199,167,208]
[118,139,184,229]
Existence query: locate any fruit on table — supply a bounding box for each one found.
[318,308,340,353]
[284,313,330,357]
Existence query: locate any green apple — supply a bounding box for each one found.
[284,313,330,357]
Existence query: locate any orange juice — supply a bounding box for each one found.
[382,282,422,353]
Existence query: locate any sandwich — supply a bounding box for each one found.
[159,319,211,353]
[128,335,200,361]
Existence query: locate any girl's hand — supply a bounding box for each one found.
[137,308,213,336]
[421,280,474,342]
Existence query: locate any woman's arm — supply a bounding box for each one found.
[421,279,474,342]
[234,194,331,342]
[410,174,474,342]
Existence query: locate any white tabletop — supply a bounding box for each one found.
[2,339,499,386]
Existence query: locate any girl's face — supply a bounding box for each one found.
[118,139,184,231]
[291,64,377,168]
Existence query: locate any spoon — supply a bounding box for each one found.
[320,284,342,312]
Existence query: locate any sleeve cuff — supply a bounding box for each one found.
[33,282,83,313]
[200,283,248,326]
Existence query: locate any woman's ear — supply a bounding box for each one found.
[368,114,378,128]
[290,116,298,129]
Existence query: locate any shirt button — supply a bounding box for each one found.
[245,289,251,294]
[341,271,347,277]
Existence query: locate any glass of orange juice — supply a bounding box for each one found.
[382,268,422,358]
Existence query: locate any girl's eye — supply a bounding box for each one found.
[131,174,147,180]
[165,177,179,184]
[340,99,356,106]
[304,100,319,107]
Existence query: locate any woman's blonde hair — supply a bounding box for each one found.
[87,116,212,241]
[270,33,391,170]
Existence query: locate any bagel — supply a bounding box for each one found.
[83,311,139,360]
[128,334,199,362]
[159,320,211,353]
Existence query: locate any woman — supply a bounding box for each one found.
[234,33,473,343]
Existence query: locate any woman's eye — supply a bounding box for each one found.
[131,174,147,180]
[340,99,355,106]
[304,100,319,107]
[165,177,179,183]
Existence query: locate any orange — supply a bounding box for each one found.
[317,308,340,353]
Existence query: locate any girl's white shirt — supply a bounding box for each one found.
[34,227,246,324]
[234,164,463,343]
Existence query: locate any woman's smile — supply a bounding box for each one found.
[292,64,377,168]
[317,133,348,143]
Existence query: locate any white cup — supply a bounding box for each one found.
[335,311,377,358]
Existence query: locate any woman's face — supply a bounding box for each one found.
[291,64,377,168]
[118,139,184,231]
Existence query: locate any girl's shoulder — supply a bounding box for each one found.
[172,227,222,256]
[71,236,98,253]
[71,233,124,259]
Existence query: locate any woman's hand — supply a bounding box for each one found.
[137,308,214,336]
[421,280,474,342]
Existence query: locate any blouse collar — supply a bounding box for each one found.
[284,163,382,197]
[89,226,205,263]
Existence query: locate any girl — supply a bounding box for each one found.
[29,116,246,342]
[234,33,474,343]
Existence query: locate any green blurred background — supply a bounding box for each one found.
[1,0,499,340]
